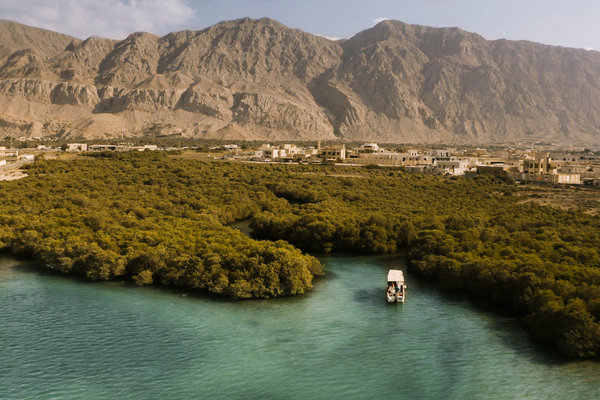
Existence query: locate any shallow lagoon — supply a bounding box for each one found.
[1,254,599,400]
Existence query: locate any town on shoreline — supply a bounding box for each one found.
[2,140,600,186]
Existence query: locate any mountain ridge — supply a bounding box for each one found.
[1,18,599,145]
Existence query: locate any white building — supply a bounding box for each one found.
[282,144,302,156]
[359,143,380,154]
[263,148,286,160]
[435,159,470,175]
[136,145,158,151]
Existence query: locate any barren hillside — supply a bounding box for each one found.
[1,18,600,144]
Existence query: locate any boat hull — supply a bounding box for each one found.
[387,294,405,303]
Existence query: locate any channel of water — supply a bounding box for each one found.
[1,250,599,399]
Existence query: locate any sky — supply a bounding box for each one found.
[0,0,598,50]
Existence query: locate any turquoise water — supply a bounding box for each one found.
[1,254,599,400]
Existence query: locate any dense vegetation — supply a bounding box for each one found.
[2,152,600,357]
[248,167,600,358]
[0,152,322,299]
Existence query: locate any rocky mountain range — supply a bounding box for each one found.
[1,17,600,145]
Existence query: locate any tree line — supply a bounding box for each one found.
[1,152,322,299]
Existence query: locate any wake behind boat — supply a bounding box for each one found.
[387,270,406,303]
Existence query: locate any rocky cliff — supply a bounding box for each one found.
[1,17,600,144]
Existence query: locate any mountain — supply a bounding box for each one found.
[1,17,600,144]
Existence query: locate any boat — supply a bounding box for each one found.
[386,270,406,303]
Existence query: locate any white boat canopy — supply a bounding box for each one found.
[387,270,404,283]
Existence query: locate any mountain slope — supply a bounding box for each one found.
[1,18,600,144]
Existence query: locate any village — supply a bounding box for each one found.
[219,142,600,186]
[1,141,600,186]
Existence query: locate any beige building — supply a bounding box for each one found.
[67,143,88,152]
[319,144,346,160]
[509,153,581,184]
[431,149,451,158]
[492,150,511,159]
[559,165,587,175]
[405,165,438,174]
[505,159,524,171]
[351,153,403,165]
[524,153,554,176]
[554,174,581,184]
[511,172,580,184]
[476,165,508,176]
[304,148,319,157]
[0,146,5,157]
[550,153,581,163]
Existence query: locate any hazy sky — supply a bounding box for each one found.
[1,0,598,50]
